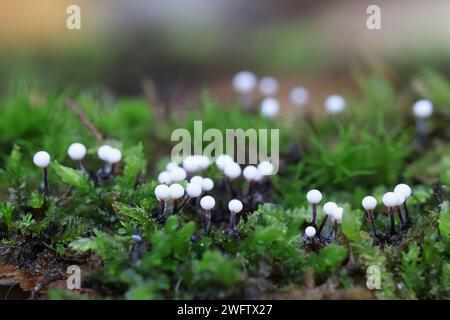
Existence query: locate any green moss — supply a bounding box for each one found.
[1,72,450,300]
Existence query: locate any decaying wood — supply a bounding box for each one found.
[264,274,374,300]
[0,263,96,299]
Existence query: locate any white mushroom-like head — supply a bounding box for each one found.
[394,192,405,206]
[182,156,199,173]
[243,165,258,181]
[170,167,187,182]
[260,97,280,118]
[155,184,170,201]
[107,148,122,164]
[190,175,204,185]
[186,182,202,198]
[290,86,310,106]
[198,156,211,170]
[97,145,112,161]
[362,196,377,211]
[306,189,322,204]
[169,183,185,200]
[33,151,51,168]
[325,95,346,114]
[412,99,433,118]
[232,71,257,94]
[253,170,262,182]
[166,161,179,172]
[228,199,243,213]
[305,226,316,238]
[67,143,86,161]
[257,161,274,176]
[394,183,412,198]
[323,202,338,216]
[224,162,242,180]
[201,178,214,192]
[259,76,279,97]
[158,171,172,185]
[332,207,344,223]
[215,154,234,171]
[200,195,216,210]
[382,192,398,207]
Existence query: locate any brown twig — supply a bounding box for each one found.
[141,77,172,120]
[65,99,103,142]
[141,77,159,109]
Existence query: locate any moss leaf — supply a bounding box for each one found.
[53,162,91,193]
[438,201,450,238]
[342,209,362,242]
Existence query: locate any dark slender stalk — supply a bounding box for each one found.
[43,167,49,196]
[103,162,113,176]
[310,237,317,252]
[311,204,317,226]
[396,206,405,229]
[75,160,85,171]
[224,177,236,197]
[332,220,338,238]
[205,210,212,234]
[247,180,254,196]
[317,215,329,235]
[240,93,253,111]
[174,195,191,214]
[403,203,412,228]
[229,211,236,231]
[173,199,178,213]
[328,220,338,240]
[389,207,396,235]
[415,118,429,148]
[367,209,379,237]
[159,200,165,215]
[181,195,191,209]
[97,163,113,181]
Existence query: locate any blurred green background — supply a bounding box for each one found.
[1,0,450,99]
